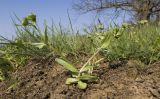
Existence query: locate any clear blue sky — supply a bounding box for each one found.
[0,0,129,38]
[0,0,95,38]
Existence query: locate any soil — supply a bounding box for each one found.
[0,59,160,99]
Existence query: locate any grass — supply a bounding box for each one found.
[14,20,97,56]
[103,22,160,64]
[0,14,160,84]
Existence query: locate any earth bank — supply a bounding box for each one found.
[0,59,160,99]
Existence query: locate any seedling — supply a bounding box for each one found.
[55,58,97,89]
[55,29,112,89]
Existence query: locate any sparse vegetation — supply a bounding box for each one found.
[1,13,160,98]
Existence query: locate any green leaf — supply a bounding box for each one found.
[101,39,111,48]
[77,81,87,89]
[22,18,29,26]
[26,13,36,23]
[31,43,46,49]
[80,65,93,73]
[65,77,79,85]
[55,58,78,73]
[79,74,97,81]
[101,34,111,48]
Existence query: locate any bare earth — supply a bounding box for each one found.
[0,59,160,99]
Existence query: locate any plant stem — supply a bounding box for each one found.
[79,48,101,75]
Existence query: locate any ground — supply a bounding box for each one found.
[0,59,160,99]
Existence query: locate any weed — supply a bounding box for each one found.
[55,28,112,89]
[1,13,160,88]
[100,22,160,64]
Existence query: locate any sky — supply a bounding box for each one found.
[0,0,129,39]
[0,0,94,38]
